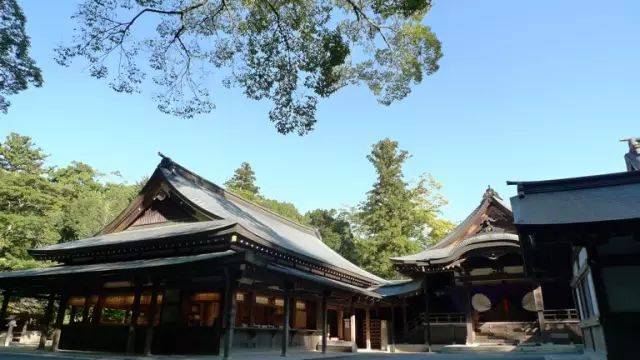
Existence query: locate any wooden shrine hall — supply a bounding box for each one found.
[386,188,581,347]
[0,155,396,357]
[0,155,585,357]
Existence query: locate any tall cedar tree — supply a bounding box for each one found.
[224,162,260,195]
[357,138,452,278]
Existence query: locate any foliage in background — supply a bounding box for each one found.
[353,138,453,278]
[0,133,453,280]
[224,162,308,224]
[305,209,358,264]
[0,133,140,271]
[55,0,442,135]
[0,0,43,114]
[224,154,453,276]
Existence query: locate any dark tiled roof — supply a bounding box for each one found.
[159,160,386,284]
[30,156,386,286]
[0,251,237,280]
[31,220,236,255]
[391,188,516,265]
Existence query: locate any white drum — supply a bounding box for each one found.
[471,293,491,312]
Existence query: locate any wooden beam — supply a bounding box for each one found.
[321,291,328,353]
[365,307,371,350]
[281,283,291,357]
[0,289,11,324]
[423,279,431,352]
[143,286,159,356]
[82,294,91,325]
[126,283,142,354]
[337,307,344,340]
[91,292,104,324]
[223,271,238,359]
[51,294,69,352]
[68,306,78,324]
[402,298,408,340]
[389,304,396,353]
[38,294,55,350]
[533,284,546,341]
[462,276,475,345]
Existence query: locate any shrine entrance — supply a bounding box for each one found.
[473,283,538,323]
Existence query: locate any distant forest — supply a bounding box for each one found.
[0,133,453,279]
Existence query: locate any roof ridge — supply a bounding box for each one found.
[391,186,512,262]
[157,153,319,237]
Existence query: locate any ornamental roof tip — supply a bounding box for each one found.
[621,138,640,172]
[483,185,502,200]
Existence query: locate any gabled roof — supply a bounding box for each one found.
[157,157,386,284]
[31,155,385,286]
[391,187,518,266]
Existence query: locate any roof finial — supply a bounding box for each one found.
[621,138,640,171]
[484,185,502,200]
[158,152,174,169]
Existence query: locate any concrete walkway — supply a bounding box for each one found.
[0,347,362,360]
[0,347,588,360]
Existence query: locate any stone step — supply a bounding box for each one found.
[316,340,356,352]
[440,344,517,353]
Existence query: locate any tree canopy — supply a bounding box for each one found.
[55,0,442,135]
[0,133,140,271]
[0,0,43,114]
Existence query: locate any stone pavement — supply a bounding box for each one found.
[0,347,588,360]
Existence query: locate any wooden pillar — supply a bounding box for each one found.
[4,318,15,347]
[348,297,356,344]
[222,273,238,359]
[68,306,78,324]
[38,294,56,350]
[81,295,91,325]
[402,298,408,340]
[321,291,328,353]
[2,289,13,348]
[337,308,344,340]
[423,279,432,352]
[281,286,291,357]
[248,292,256,326]
[365,307,371,350]
[143,287,159,356]
[389,304,396,353]
[462,276,475,345]
[533,284,546,341]
[126,283,142,354]
[51,294,69,352]
[0,289,11,323]
[91,293,104,324]
[349,312,356,344]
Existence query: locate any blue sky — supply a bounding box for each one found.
[2,0,639,222]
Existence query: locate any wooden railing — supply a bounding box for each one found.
[428,312,466,323]
[543,308,579,321]
[407,312,466,330]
